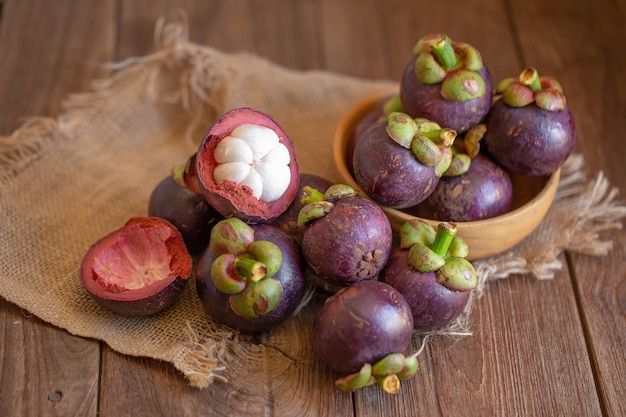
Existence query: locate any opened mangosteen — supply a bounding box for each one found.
[195,107,300,223]
[352,112,457,208]
[313,280,417,393]
[399,33,493,134]
[148,173,223,255]
[270,172,334,245]
[80,216,193,316]
[483,68,576,176]
[380,220,477,331]
[196,218,306,333]
[298,184,393,289]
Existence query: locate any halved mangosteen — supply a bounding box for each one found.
[80,216,193,316]
[196,107,300,223]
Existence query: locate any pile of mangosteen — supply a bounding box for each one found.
[79,33,576,394]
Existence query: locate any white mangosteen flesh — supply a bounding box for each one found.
[213,124,291,203]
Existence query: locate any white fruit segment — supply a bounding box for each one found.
[213,124,291,202]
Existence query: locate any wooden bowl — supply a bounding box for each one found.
[333,86,560,260]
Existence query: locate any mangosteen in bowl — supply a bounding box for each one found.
[80,216,193,316]
[333,87,561,260]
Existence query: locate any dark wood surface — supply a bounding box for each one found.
[1,0,625,416]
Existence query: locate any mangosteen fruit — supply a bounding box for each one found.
[352,112,457,208]
[399,33,493,134]
[80,216,193,316]
[195,107,300,223]
[423,153,513,221]
[270,173,334,245]
[196,217,305,333]
[297,184,393,289]
[313,280,417,393]
[483,67,576,176]
[148,174,223,255]
[380,220,477,331]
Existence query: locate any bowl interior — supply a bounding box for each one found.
[333,87,560,260]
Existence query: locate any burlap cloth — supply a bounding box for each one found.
[1,13,625,388]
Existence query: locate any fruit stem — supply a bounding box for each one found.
[431,34,458,70]
[431,222,458,257]
[235,255,267,282]
[420,128,456,147]
[519,68,542,92]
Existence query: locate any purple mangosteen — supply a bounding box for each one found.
[196,218,306,333]
[313,280,418,393]
[399,33,494,134]
[352,112,457,209]
[298,184,393,289]
[483,68,576,176]
[380,220,477,331]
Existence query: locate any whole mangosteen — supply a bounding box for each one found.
[399,33,494,134]
[195,107,300,223]
[148,174,223,255]
[298,184,393,289]
[313,280,418,393]
[423,153,513,222]
[483,68,576,176]
[380,220,477,331]
[80,216,193,316]
[352,112,457,208]
[196,218,306,333]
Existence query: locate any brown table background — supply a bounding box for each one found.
[1,0,625,416]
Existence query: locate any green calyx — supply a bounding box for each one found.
[208,218,284,318]
[497,67,566,111]
[385,113,457,175]
[335,353,420,394]
[399,220,476,292]
[412,34,486,102]
[172,152,202,194]
[297,184,356,226]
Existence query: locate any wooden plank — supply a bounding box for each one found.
[0,1,116,416]
[506,0,626,416]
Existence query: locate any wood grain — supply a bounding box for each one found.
[1,0,625,416]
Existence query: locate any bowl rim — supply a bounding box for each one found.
[332,86,561,229]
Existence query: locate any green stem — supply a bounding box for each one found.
[431,222,458,257]
[431,34,458,70]
[519,67,542,92]
[235,255,267,282]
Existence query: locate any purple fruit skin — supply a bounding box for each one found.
[380,249,470,331]
[423,154,513,221]
[302,196,393,288]
[148,175,223,255]
[196,224,305,333]
[313,280,414,374]
[400,60,493,134]
[271,173,334,245]
[353,121,439,209]
[483,100,576,176]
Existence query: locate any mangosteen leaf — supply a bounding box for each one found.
[246,240,282,278]
[228,277,283,318]
[210,253,247,294]
[440,70,486,102]
[435,257,477,292]
[335,363,375,392]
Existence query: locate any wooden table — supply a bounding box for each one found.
[1,1,625,416]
